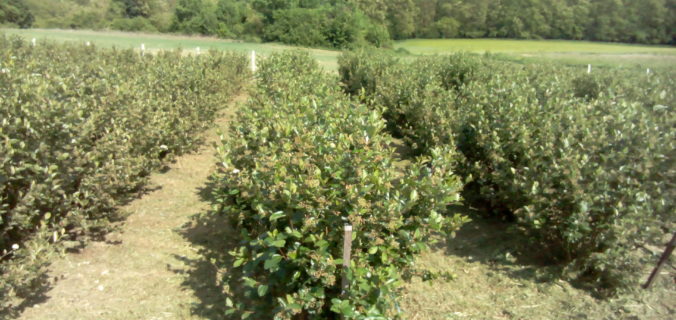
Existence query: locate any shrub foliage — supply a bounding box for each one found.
[339,50,675,295]
[211,52,467,319]
[0,35,248,313]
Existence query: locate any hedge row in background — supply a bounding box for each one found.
[210,52,468,318]
[339,50,675,295]
[0,35,248,313]
[13,0,675,48]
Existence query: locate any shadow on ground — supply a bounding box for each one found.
[0,273,52,319]
[442,205,676,298]
[173,175,242,320]
[1,180,165,318]
[439,205,562,283]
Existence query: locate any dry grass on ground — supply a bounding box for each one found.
[401,210,675,320]
[16,94,248,320]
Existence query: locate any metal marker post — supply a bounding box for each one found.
[341,224,353,296]
[251,50,257,73]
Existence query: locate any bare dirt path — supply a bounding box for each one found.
[18,94,248,320]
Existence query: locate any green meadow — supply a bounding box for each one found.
[1,28,341,70]
[395,38,676,68]
[4,29,676,71]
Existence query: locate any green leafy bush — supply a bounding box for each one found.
[338,49,388,97]
[0,35,248,313]
[571,73,615,100]
[212,52,467,318]
[339,51,675,295]
[110,16,159,32]
[0,0,34,28]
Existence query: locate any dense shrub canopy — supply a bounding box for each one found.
[339,50,675,295]
[211,52,468,318]
[0,35,248,314]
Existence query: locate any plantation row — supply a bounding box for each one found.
[0,36,248,312]
[339,51,675,295]
[211,52,468,319]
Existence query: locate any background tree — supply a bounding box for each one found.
[171,0,218,35]
[387,0,418,39]
[115,0,152,18]
[263,7,327,47]
[17,0,676,46]
[0,0,35,28]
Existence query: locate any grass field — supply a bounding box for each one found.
[396,38,676,54]
[4,29,676,71]
[395,38,676,68]
[1,29,341,71]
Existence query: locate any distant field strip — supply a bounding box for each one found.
[1,28,341,70]
[396,39,676,68]
[4,29,675,70]
[396,38,676,54]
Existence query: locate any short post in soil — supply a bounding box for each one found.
[251,50,257,73]
[643,231,676,289]
[31,38,36,47]
[587,64,591,74]
[141,43,145,56]
[341,224,353,296]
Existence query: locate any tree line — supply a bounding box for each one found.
[169,0,676,47]
[4,0,675,47]
[0,0,34,28]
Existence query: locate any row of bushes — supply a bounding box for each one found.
[210,52,468,318]
[339,50,675,295]
[0,36,249,314]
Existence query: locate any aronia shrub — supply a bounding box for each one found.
[0,35,248,313]
[339,50,675,295]
[212,52,467,318]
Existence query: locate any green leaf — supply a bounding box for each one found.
[271,239,286,248]
[410,189,419,202]
[288,303,302,311]
[330,298,356,317]
[269,211,284,222]
[257,284,268,297]
[264,254,283,270]
[242,277,257,287]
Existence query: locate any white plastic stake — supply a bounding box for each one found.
[141,43,145,56]
[646,68,651,75]
[251,50,257,73]
[85,41,90,47]
[341,224,353,296]
[31,38,36,46]
[196,46,200,55]
[587,64,591,74]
